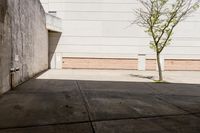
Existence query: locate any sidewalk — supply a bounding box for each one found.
[0,70,200,133]
[38,69,200,84]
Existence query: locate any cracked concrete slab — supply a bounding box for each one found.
[157,95,200,113]
[0,123,93,133]
[78,81,157,94]
[93,115,200,133]
[146,83,200,96]
[93,119,168,133]
[0,92,88,129]
[151,115,200,133]
[122,95,186,117]
[1,70,200,132]
[13,79,77,93]
[80,88,186,121]
[195,114,200,118]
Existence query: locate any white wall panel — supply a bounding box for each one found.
[62,20,200,38]
[48,0,138,3]
[41,0,200,59]
[56,12,200,22]
[48,3,138,12]
[62,21,103,36]
[54,45,153,54]
[163,47,200,55]
[57,36,200,47]
[58,36,150,46]
[56,12,135,21]
[41,3,49,11]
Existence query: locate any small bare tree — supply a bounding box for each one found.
[134,0,200,81]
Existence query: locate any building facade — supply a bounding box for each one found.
[40,0,200,71]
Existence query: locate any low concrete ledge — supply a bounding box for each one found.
[46,13,62,32]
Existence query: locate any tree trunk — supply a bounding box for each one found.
[156,52,163,81]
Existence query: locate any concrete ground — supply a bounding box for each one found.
[38,69,200,84]
[0,69,200,133]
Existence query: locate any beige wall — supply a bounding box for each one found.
[40,0,200,70]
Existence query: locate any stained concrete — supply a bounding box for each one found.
[157,95,200,113]
[0,71,200,132]
[0,0,48,94]
[147,83,200,96]
[93,115,200,133]
[0,93,88,128]
[78,81,156,94]
[0,123,93,133]
[79,81,186,121]
[13,79,78,93]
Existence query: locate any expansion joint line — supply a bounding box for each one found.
[75,81,96,133]
[156,96,195,114]
[144,83,200,117]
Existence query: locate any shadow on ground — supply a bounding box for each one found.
[0,77,200,133]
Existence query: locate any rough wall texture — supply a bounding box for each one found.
[0,0,10,94]
[0,0,48,94]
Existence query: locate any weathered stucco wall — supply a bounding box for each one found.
[0,0,48,94]
[0,0,9,94]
